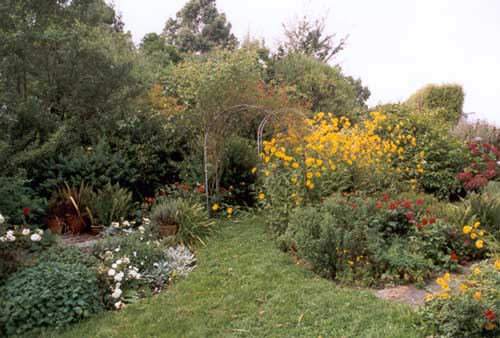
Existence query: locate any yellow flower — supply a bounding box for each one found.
[470,233,477,239]
[495,260,500,270]
[474,267,481,275]
[437,292,450,299]
[459,284,468,292]
[479,231,485,236]
[425,294,434,302]
[265,171,270,177]
[292,162,299,169]
[258,193,265,200]
[436,277,445,285]
[306,172,313,179]
[291,177,297,183]
[212,204,219,211]
[251,167,257,174]
[485,322,496,331]
[476,240,484,249]
[463,225,472,234]
[474,292,481,301]
[444,273,450,281]
[227,207,233,215]
[473,221,481,229]
[264,156,270,163]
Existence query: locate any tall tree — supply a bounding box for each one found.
[277,15,347,62]
[162,0,238,54]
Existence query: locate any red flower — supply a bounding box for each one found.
[197,185,205,193]
[416,199,423,206]
[426,210,432,215]
[405,212,414,220]
[450,252,458,261]
[389,203,396,210]
[429,217,436,224]
[145,197,154,204]
[417,224,423,231]
[22,207,31,216]
[182,184,190,191]
[485,309,496,321]
[351,204,357,209]
[376,201,383,209]
[403,201,412,209]
[421,218,428,226]
[383,194,390,201]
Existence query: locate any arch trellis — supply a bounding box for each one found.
[201,105,309,213]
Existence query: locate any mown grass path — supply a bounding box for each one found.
[40,216,419,338]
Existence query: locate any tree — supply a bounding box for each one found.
[162,0,238,54]
[139,32,181,67]
[277,15,347,62]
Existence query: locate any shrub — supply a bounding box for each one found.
[89,183,133,227]
[151,199,180,227]
[419,261,500,337]
[35,245,99,268]
[456,140,500,191]
[406,83,464,124]
[174,199,214,247]
[0,262,104,336]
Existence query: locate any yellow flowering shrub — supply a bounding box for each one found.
[260,111,422,206]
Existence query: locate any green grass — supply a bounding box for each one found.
[38,216,419,338]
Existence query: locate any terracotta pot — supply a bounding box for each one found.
[66,214,85,234]
[159,224,178,237]
[46,217,64,235]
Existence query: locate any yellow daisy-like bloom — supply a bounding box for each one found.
[436,277,445,285]
[264,171,270,177]
[437,292,450,299]
[474,267,481,275]
[292,162,299,169]
[476,240,484,249]
[306,172,313,179]
[251,167,257,174]
[471,233,477,239]
[474,292,481,301]
[212,204,219,211]
[495,260,500,270]
[473,221,481,229]
[463,225,472,234]
[227,207,233,215]
[485,322,496,331]
[479,231,485,236]
[460,284,468,292]
[258,193,265,200]
[425,294,434,302]
[444,273,450,281]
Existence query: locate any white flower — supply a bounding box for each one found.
[0,236,6,242]
[105,250,113,256]
[108,268,116,277]
[123,257,130,264]
[474,136,483,142]
[21,228,30,236]
[138,226,145,233]
[30,233,42,242]
[0,214,4,224]
[114,271,124,282]
[128,269,141,279]
[36,229,43,235]
[142,217,150,225]
[114,248,120,252]
[122,220,130,227]
[111,288,122,299]
[111,222,120,228]
[116,259,123,265]
[111,263,117,269]
[133,251,137,257]
[6,230,14,237]
[497,161,500,166]
[114,301,123,309]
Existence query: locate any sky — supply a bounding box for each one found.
[112,0,500,125]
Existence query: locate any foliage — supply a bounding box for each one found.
[0,174,46,225]
[35,245,99,268]
[420,262,500,337]
[0,262,104,337]
[151,199,181,227]
[453,119,500,149]
[89,183,133,227]
[139,32,181,67]
[406,83,465,125]
[162,0,238,54]
[277,15,347,62]
[271,54,369,119]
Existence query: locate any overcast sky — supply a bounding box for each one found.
[113,0,500,125]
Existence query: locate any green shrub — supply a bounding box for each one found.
[174,199,214,247]
[406,83,465,124]
[89,183,133,227]
[151,199,180,227]
[0,262,103,336]
[35,245,99,268]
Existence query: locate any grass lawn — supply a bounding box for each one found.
[36,216,419,338]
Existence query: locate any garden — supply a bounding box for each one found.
[1,1,500,337]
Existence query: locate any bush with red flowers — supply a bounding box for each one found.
[457,140,500,191]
